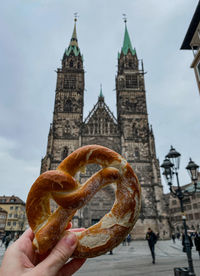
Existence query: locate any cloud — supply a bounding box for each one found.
[0,0,199,201]
[0,137,39,200]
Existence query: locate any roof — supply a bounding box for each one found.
[84,95,118,126]
[181,1,200,49]
[0,195,25,205]
[64,20,82,57]
[118,23,136,58]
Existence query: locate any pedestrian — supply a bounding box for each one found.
[109,250,113,255]
[0,228,86,276]
[172,233,176,243]
[194,232,200,258]
[4,234,11,249]
[176,232,180,240]
[182,233,193,253]
[127,234,131,246]
[146,228,157,264]
[122,238,126,246]
[0,234,6,246]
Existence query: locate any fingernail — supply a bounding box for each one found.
[64,232,77,247]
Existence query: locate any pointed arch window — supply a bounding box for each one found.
[64,98,72,112]
[62,147,68,160]
[135,147,140,159]
[69,60,73,67]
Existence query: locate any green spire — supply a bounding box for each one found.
[70,20,78,47]
[119,23,136,58]
[64,18,81,57]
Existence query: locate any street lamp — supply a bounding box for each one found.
[161,146,199,276]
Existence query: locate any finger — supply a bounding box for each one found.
[18,228,35,242]
[58,258,86,276]
[36,231,77,276]
[70,228,85,232]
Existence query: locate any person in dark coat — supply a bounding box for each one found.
[146,228,157,264]
[127,234,131,246]
[182,233,193,253]
[0,234,6,247]
[194,232,200,258]
[176,232,180,240]
[4,235,11,249]
[172,233,176,243]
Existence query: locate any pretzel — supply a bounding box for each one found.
[26,145,141,258]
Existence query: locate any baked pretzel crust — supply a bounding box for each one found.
[26,145,141,258]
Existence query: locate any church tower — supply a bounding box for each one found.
[41,18,84,173]
[116,21,169,237]
[41,19,170,238]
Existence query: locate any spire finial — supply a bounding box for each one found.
[122,13,127,24]
[74,12,78,22]
[99,83,104,99]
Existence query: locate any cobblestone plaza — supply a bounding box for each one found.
[1,239,200,275]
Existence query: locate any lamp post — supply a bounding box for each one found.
[161,146,199,276]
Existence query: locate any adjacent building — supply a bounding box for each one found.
[0,207,7,237]
[0,195,27,236]
[41,19,170,239]
[181,1,200,94]
[164,177,200,233]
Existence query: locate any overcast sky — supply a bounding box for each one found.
[0,0,200,201]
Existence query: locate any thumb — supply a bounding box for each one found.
[36,232,77,275]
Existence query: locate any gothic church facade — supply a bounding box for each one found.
[41,20,170,239]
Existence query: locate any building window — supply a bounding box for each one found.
[7,221,11,226]
[69,60,73,68]
[135,147,140,159]
[10,206,13,210]
[62,147,68,160]
[193,203,198,209]
[183,198,190,204]
[13,221,16,226]
[64,98,72,112]
[91,219,99,225]
[195,213,200,219]
[15,206,18,210]
[126,74,138,88]
[63,75,76,89]
[188,214,194,220]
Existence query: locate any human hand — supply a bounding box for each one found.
[0,227,86,276]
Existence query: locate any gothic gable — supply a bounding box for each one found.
[82,98,119,136]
